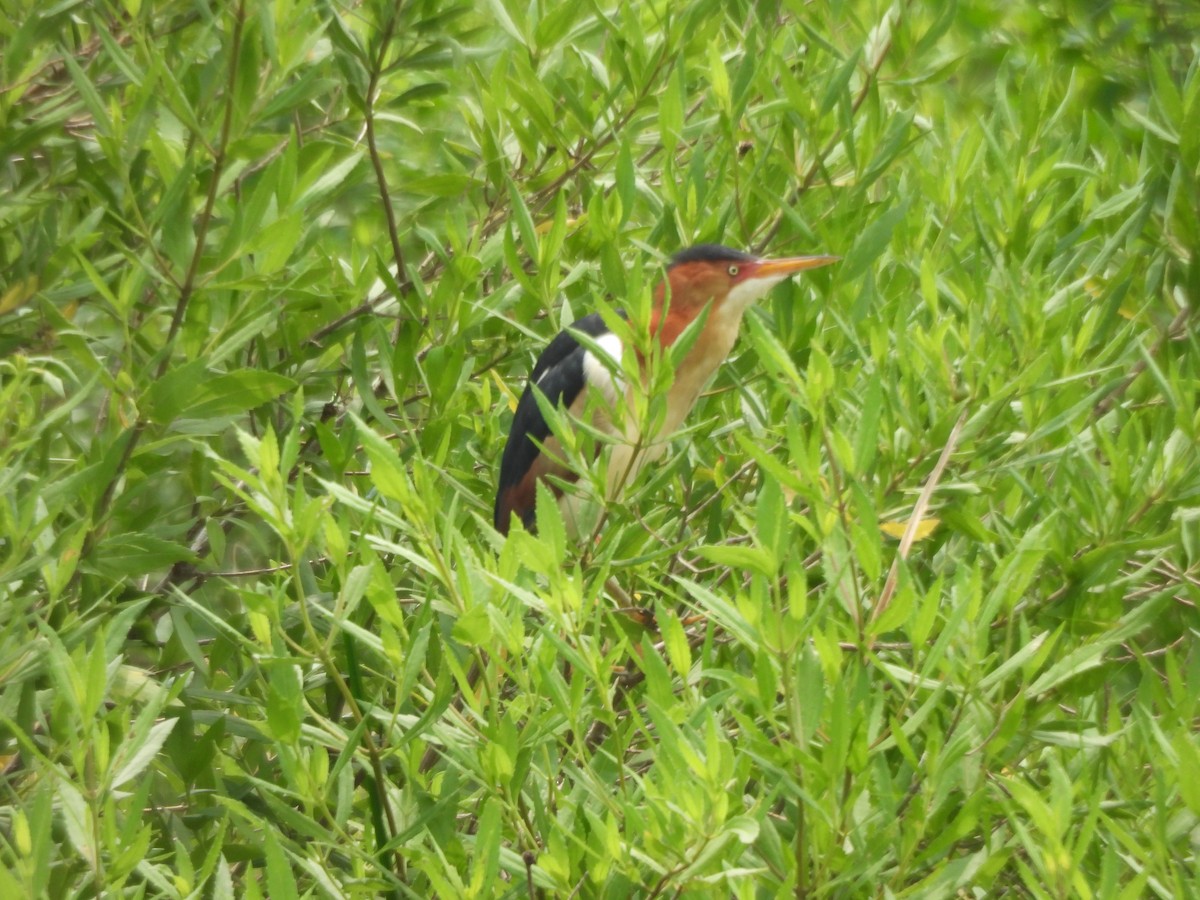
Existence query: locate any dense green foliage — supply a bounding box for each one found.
[2,0,1198,895]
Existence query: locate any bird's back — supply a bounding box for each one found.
[494,312,617,534]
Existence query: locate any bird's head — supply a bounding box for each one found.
[651,243,838,344]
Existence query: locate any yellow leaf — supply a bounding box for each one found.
[490,369,519,413]
[0,275,39,314]
[535,216,578,235]
[880,518,940,541]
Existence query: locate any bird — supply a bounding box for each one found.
[493,243,838,537]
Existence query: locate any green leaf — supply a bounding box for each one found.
[111,717,179,788]
[660,611,691,677]
[296,151,363,206]
[60,52,113,138]
[734,432,805,493]
[262,829,299,899]
[389,82,449,106]
[707,40,730,112]
[90,534,198,578]
[615,141,636,225]
[534,479,568,563]
[1028,594,1170,697]
[726,815,760,844]
[481,0,526,46]
[265,662,303,744]
[854,371,882,475]
[351,411,414,505]
[659,65,685,153]
[978,630,1056,692]
[841,200,908,280]
[695,543,777,578]
[742,313,804,392]
[821,48,861,115]
[146,366,296,424]
[452,604,493,646]
[506,175,539,262]
[57,780,96,869]
[469,797,503,894]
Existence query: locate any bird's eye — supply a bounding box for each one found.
[727,265,739,277]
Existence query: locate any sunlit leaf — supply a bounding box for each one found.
[880,518,940,541]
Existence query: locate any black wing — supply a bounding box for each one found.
[493,312,616,534]
[528,311,613,382]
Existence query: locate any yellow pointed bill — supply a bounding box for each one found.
[753,255,840,278]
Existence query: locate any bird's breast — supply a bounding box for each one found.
[659,311,743,433]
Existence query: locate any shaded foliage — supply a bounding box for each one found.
[1,0,1197,895]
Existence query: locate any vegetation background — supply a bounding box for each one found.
[1,0,1197,896]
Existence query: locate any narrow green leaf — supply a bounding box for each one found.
[506,175,539,263]
[534,479,568,563]
[659,65,684,153]
[146,367,296,424]
[481,0,526,46]
[111,718,178,788]
[842,201,908,280]
[452,605,493,646]
[351,411,413,505]
[60,52,113,138]
[696,543,777,578]
[821,49,861,114]
[1028,594,1169,696]
[743,313,803,391]
[57,780,96,868]
[615,141,636,225]
[660,611,691,677]
[707,41,730,112]
[263,829,299,899]
[90,534,198,578]
[296,151,363,206]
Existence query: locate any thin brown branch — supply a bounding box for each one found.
[302,249,437,348]
[1092,306,1190,418]
[364,3,407,294]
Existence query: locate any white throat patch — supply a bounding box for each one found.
[723,273,789,318]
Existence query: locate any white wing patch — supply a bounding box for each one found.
[582,331,624,406]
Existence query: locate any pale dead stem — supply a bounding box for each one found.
[1152,559,1200,594]
[870,407,968,631]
